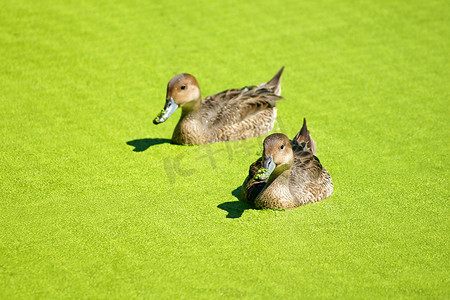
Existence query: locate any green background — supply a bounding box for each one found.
[1,0,448,298]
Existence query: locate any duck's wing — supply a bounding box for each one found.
[291,144,322,181]
[288,143,331,204]
[242,157,267,205]
[247,156,263,178]
[201,86,282,126]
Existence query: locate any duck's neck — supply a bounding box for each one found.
[266,164,291,185]
[180,97,202,117]
[172,96,203,144]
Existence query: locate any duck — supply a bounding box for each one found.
[153,67,284,145]
[242,118,333,210]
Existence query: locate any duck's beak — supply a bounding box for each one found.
[254,155,275,180]
[153,97,179,124]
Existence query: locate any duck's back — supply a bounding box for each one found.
[199,85,282,142]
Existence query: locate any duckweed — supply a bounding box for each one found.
[1,0,447,298]
[154,109,166,123]
[254,168,270,180]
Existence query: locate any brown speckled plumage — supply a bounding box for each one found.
[154,67,284,145]
[242,119,333,210]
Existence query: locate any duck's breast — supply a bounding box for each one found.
[255,174,298,210]
[172,115,209,144]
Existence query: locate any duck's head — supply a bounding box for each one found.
[153,74,201,124]
[254,133,294,180]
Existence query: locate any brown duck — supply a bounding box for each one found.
[242,119,333,210]
[153,67,284,144]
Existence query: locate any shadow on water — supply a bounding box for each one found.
[217,186,253,219]
[126,138,171,152]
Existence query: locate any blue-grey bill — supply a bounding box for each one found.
[254,155,275,180]
[153,97,179,124]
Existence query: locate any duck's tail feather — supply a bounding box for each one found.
[293,118,317,156]
[264,66,284,96]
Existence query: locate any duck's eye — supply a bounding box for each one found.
[180,85,186,90]
[280,144,285,150]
